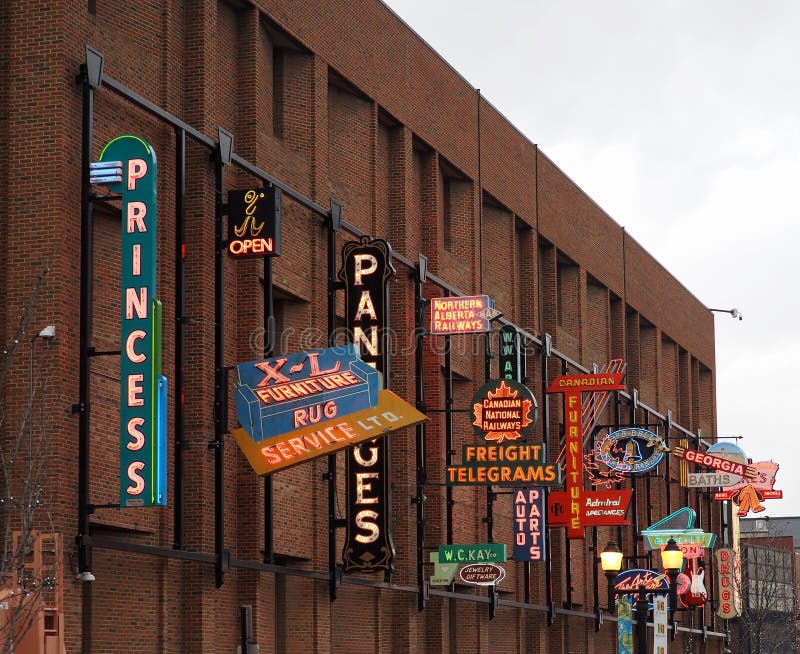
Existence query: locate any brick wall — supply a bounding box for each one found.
[0,0,723,652]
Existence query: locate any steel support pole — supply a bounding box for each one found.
[77,62,95,577]
[213,142,228,588]
[635,586,649,654]
[326,202,341,600]
[485,331,496,619]
[542,335,555,625]
[414,270,427,611]
[263,254,275,564]
[173,127,186,550]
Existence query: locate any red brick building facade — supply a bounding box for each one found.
[1,1,728,652]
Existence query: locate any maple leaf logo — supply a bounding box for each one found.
[473,380,533,443]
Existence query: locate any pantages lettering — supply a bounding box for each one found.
[546,372,626,538]
[339,237,397,573]
[98,136,167,508]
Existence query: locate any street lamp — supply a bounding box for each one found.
[660,537,684,639]
[600,540,623,610]
[601,540,660,654]
[708,307,742,321]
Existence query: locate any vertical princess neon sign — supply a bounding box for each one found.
[97,135,167,507]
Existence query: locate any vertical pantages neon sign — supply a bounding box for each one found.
[339,236,397,572]
[546,373,625,538]
[99,136,167,507]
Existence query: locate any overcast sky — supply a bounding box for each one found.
[382,0,800,516]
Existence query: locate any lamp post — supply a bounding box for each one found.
[600,540,623,611]
[660,537,685,640]
[601,541,649,654]
[708,307,742,320]
[602,540,681,654]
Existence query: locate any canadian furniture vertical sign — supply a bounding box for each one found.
[96,136,167,507]
[339,237,397,572]
[546,373,625,538]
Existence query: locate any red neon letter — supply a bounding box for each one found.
[125,330,147,363]
[127,158,148,190]
[126,417,146,450]
[126,461,146,495]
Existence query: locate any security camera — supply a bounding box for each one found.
[37,325,56,339]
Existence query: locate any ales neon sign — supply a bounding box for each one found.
[95,136,167,507]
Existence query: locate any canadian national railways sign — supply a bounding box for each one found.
[472,379,538,443]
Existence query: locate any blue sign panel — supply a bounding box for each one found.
[234,344,382,442]
[513,488,547,561]
[596,427,666,474]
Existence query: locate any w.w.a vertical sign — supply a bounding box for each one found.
[339,236,396,573]
[499,324,524,383]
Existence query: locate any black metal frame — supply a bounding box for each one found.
[75,46,726,643]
